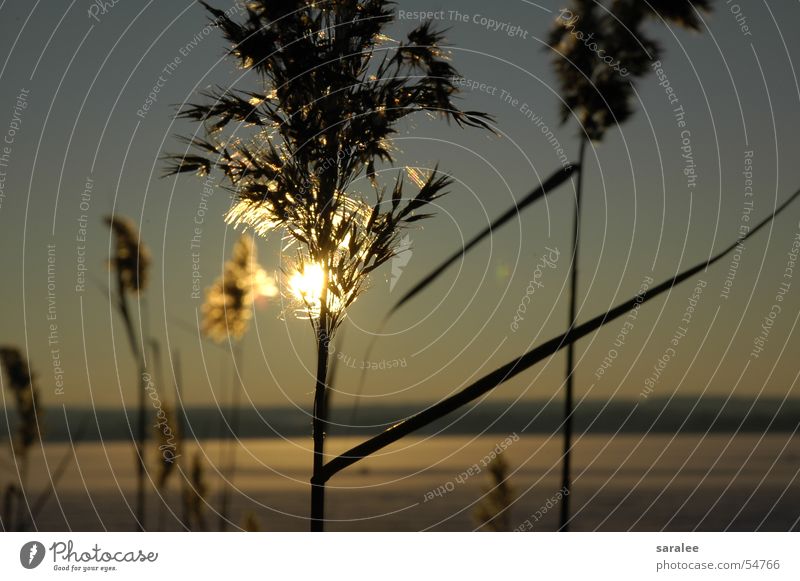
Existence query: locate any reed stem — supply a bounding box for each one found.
[310,323,330,532]
[219,342,243,531]
[116,282,147,532]
[560,137,587,532]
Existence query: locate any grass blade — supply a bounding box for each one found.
[390,165,578,314]
[319,187,800,482]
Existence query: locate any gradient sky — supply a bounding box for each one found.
[1,0,799,422]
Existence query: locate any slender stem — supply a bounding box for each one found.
[116,284,147,532]
[148,338,168,533]
[218,341,243,531]
[136,361,147,530]
[311,324,330,532]
[215,353,228,531]
[2,483,15,531]
[172,349,190,531]
[560,138,587,532]
[15,453,30,531]
[214,345,227,524]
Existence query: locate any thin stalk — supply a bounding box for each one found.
[115,280,147,532]
[155,477,167,531]
[172,349,190,530]
[2,484,15,531]
[15,454,30,531]
[149,338,168,533]
[561,137,587,531]
[218,341,243,531]
[310,259,332,533]
[311,321,330,532]
[215,354,227,530]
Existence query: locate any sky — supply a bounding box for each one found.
[1,0,800,421]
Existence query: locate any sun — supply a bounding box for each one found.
[289,262,326,305]
[288,261,347,318]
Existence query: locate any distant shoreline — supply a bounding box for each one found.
[4,397,798,442]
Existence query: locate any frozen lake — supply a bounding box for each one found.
[13,433,800,531]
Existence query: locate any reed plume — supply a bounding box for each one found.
[202,234,269,342]
[474,452,514,532]
[106,216,150,293]
[202,233,273,530]
[0,347,43,531]
[165,0,491,531]
[105,214,151,531]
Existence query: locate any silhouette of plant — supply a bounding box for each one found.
[105,215,151,531]
[0,347,43,531]
[165,0,491,530]
[184,452,209,531]
[202,233,274,530]
[474,452,514,532]
[202,234,270,342]
[548,0,711,530]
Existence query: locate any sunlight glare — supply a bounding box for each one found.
[289,262,326,305]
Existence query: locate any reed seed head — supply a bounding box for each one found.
[0,347,43,455]
[550,0,711,141]
[202,234,275,342]
[165,1,492,336]
[105,215,150,293]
